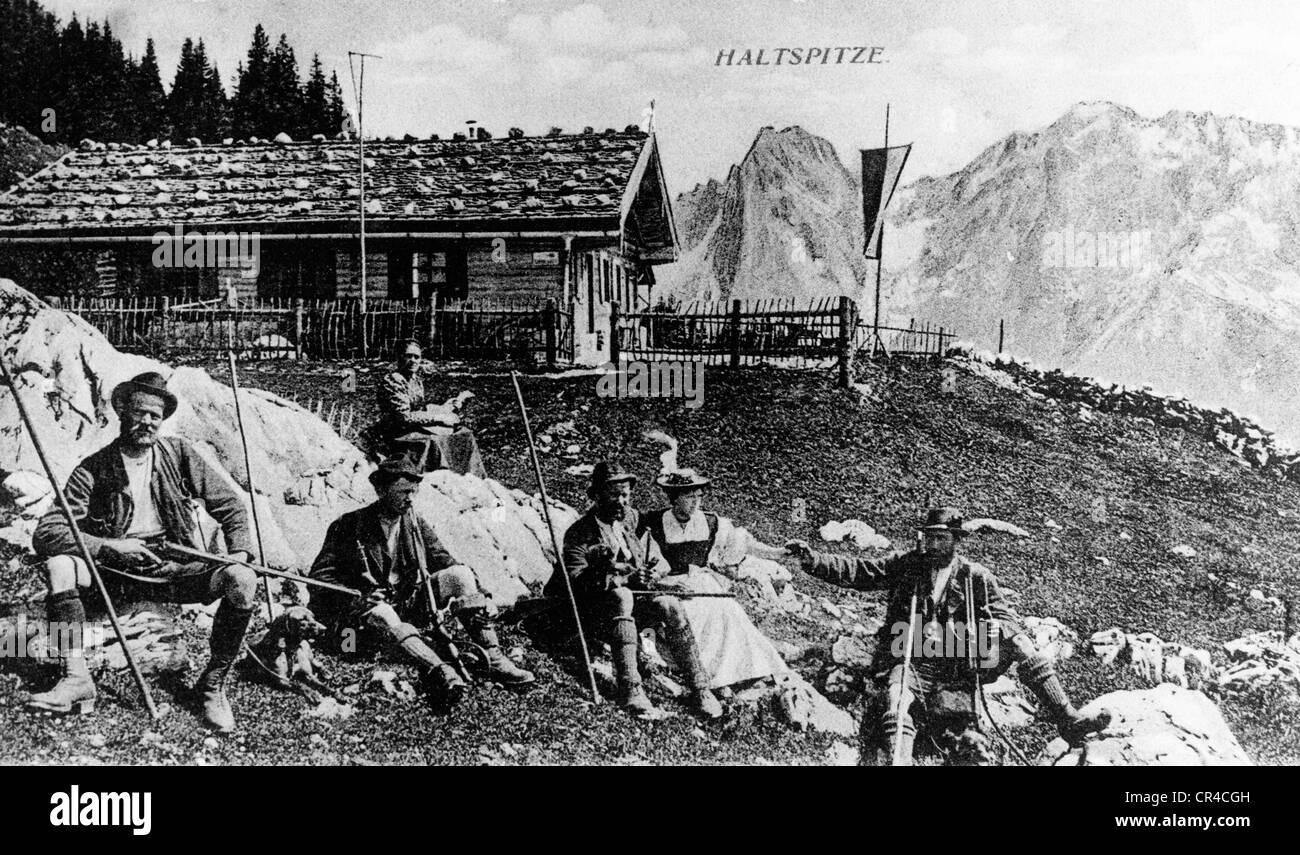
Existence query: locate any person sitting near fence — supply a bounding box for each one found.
[636,468,792,692]
[359,339,486,478]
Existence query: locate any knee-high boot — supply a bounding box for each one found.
[391,622,466,707]
[660,619,723,720]
[26,590,97,715]
[611,616,657,717]
[457,607,535,686]
[1023,655,1110,745]
[194,603,253,733]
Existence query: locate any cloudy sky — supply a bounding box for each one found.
[44,0,1300,194]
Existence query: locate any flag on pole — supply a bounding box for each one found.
[861,143,911,258]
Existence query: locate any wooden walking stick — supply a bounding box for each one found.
[892,580,920,766]
[227,350,275,622]
[511,371,601,704]
[0,358,160,719]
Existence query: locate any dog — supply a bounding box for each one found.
[242,606,337,704]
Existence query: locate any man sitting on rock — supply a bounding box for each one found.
[28,372,260,733]
[362,339,485,477]
[309,458,534,708]
[551,461,723,720]
[786,507,1110,765]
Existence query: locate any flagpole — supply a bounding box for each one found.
[873,103,890,356]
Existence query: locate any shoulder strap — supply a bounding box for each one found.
[705,512,719,540]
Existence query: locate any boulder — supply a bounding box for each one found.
[819,519,891,550]
[1021,615,1076,663]
[831,634,874,670]
[1037,684,1252,766]
[1125,632,1165,684]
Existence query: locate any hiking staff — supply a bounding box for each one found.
[0,358,160,719]
[153,539,364,598]
[227,350,275,622]
[630,590,735,598]
[510,370,601,704]
[892,580,920,766]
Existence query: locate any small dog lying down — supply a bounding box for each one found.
[242,606,337,704]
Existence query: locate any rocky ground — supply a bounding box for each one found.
[3,352,1299,764]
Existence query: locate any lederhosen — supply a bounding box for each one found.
[640,509,719,576]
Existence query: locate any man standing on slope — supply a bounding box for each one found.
[786,507,1110,765]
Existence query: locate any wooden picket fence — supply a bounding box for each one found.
[615,296,955,386]
[52,296,575,363]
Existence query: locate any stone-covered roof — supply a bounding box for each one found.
[0,131,656,238]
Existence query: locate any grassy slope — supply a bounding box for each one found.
[4,356,1298,764]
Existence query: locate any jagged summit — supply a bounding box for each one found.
[659,104,1300,444]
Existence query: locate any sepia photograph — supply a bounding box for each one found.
[0,0,1292,806]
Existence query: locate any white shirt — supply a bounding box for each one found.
[121,449,162,535]
[378,515,403,586]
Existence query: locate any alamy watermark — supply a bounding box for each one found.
[888,618,1002,668]
[151,226,261,275]
[1041,227,1151,269]
[1,616,106,660]
[595,360,705,409]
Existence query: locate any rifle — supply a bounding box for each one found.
[134,535,365,598]
[356,539,472,682]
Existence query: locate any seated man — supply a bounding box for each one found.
[28,372,259,733]
[787,507,1110,765]
[364,339,485,478]
[637,468,791,689]
[309,458,533,707]
[550,461,722,720]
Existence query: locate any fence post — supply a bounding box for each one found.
[160,296,170,355]
[294,298,305,360]
[838,296,853,388]
[998,318,1005,354]
[544,297,558,367]
[729,299,741,369]
[609,300,621,365]
[937,326,945,360]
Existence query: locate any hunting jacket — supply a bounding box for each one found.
[32,436,253,560]
[550,508,670,600]
[802,548,1024,673]
[377,369,433,434]
[308,501,458,621]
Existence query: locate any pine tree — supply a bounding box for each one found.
[133,38,169,141]
[302,53,328,138]
[266,33,301,139]
[231,24,271,139]
[326,70,347,138]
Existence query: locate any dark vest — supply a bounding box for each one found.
[641,509,719,575]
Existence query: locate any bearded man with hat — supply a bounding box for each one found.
[29,371,260,732]
[787,507,1110,765]
[551,460,722,719]
[309,458,534,708]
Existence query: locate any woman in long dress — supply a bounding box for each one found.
[638,469,791,689]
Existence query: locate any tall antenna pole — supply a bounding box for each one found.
[349,51,381,347]
[873,103,890,353]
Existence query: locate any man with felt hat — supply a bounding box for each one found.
[309,458,534,708]
[29,371,260,733]
[550,460,723,720]
[787,506,1110,764]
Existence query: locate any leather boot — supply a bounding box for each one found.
[195,603,253,733]
[394,624,466,707]
[27,590,97,715]
[876,710,917,766]
[661,620,722,720]
[458,608,535,686]
[1025,657,1111,745]
[612,616,658,718]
